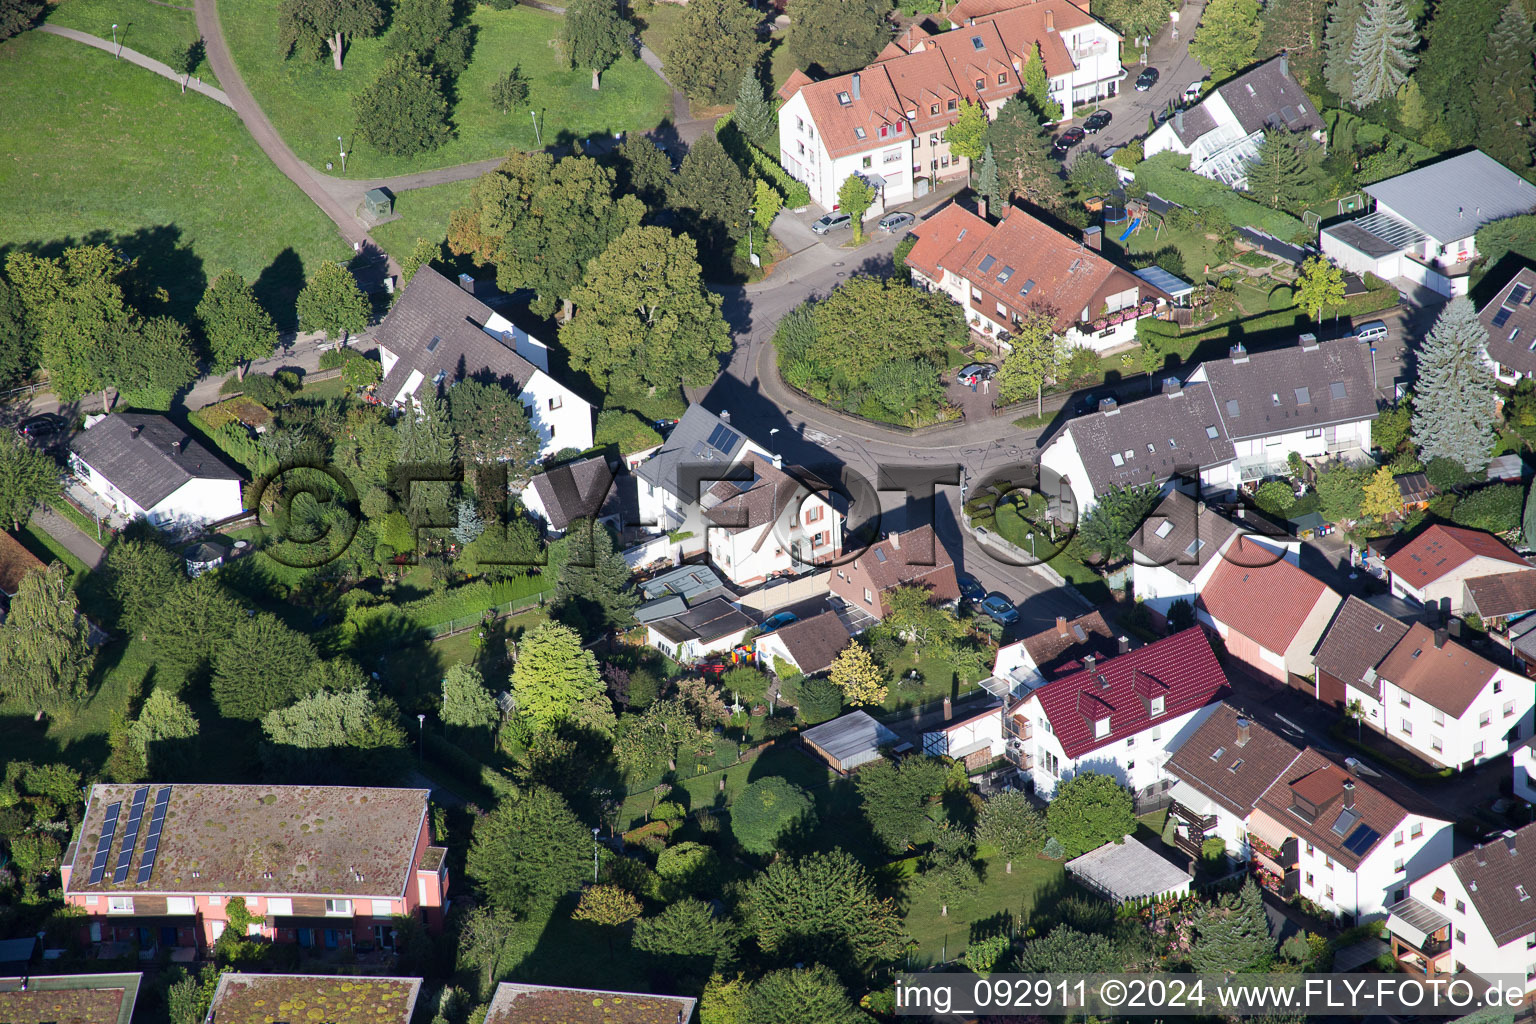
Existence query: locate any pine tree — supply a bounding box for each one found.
[1475,0,1536,170]
[1189,879,1274,973]
[1244,131,1307,209]
[1347,0,1418,109]
[987,100,1068,211]
[1411,297,1497,472]
[554,518,639,636]
[1322,0,1364,98]
[975,145,1002,212]
[733,71,777,147]
[396,388,454,464]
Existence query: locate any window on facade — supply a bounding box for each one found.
[267,898,293,916]
[325,899,353,916]
[108,897,134,913]
[1394,831,1404,846]
[862,155,872,168]
[1496,679,1504,693]
[1305,428,1323,439]
[1306,841,1315,855]
[797,141,805,155]
[1400,695,1411,707]
[1433,709,1445,726]
[1326,885,1335,900]
[884,149,902,164]
[948,98,957,111]
[1401,719,1412,735]
[863,588,873,604]
[1305,872,1314,887]
[1411,822,1423,838]
[1507,701,1517,717]
[1152,726,1161,741]
[942,155,951,167]
[1394,858,1405,873]
[1474,741,1485,757]
[805,506,822,524]
[1432,737,1443,752]
[996,302,1007,317]
[1150,695,1165,716]
[1456,899,1466,913]
[1325,855,1334,869]
[1481,711,1492,727]
[879,125,888,139]
[548,396,561,411]
[1432,888,1446,904]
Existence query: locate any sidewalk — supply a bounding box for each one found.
[32,504,106,570]
[36,25,232,107]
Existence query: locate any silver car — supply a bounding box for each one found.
[811,211,852,235]
[878,211,916,233]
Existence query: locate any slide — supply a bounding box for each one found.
[1117,217,1141,241]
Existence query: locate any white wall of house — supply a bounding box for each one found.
[1293,817,1454,922]
[1016,696,1221,799]
[71,457,242,530]
[1229,419,1373,480]
[1390,559,1534,614]
[1038,430,1098,516]
[646,626,747,663]
[71,455,149,520]
[1133,529,1298,620]
[1379,668,1533,769]
[1397,859,1536,993]
[705,491,841,587]
[1517,743,1536,802]
[519,370,593,458]
[482,310,550,374]
[922,707,1005,759]
[777,92,916,213]
[1055,21,1124,114]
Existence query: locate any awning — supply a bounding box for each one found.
[1169,780,1219,816]
[1246,810,1293,852]
[1386,898,1450,948]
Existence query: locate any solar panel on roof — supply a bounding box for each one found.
[112,787,149,883]
[1511,284,1530,306]
[136,788,171,885]
[88,801,122,885]
[1343,825,1380,855]
[706,423,739,453]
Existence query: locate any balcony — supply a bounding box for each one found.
[1249,832,1298,871]
[1169,799,1217,835]
[1069,40,1109,61]
[1387,898,1454,976]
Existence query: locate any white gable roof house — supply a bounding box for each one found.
[1321,150,1536,298]
[634,405,772,562]
[373,267,592,458]
[68,413,243,532]
[1143,56,1324,189]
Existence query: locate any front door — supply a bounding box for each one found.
[374,923,394,949]
[324,928,340,949]
[297,928,313,948]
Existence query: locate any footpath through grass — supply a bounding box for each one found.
[221,2,672,179]
[0,32,351,322]
[45,0,218,81]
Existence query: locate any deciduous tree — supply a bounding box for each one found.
[669,0,765,105]
[976,789,1046,872]
[398,237,442,286]
[743,850,905,971]
[211,613,318,719]
[1020,42,1063,121]
[855,755,947,852]
[120,315,199,409]
[829,641,888,706]
[1360,466,1401,521]
[560,226,731,389]
[944,99,989,183]
[5,245,136,403]
[277,0,384,69]
[836,174,877,243]
[995,312,1065,416]
[1346,0,1418,109]
[198,272,278,379]
[1189,0,1261,82]
[511,622,605,729]
[1294,255,1344,322]
[744,966,864,1024]
[571,884,641,956]
[388,0,474,78]
[354,52,454,155]
[786,0,890,75]
[731,775,814,853]
[490,65,530,113]
[0,275,38,390]
[295,262,368,342]
[0,562,95,712]
[0,434,57,529]
[561,0,631,90]
[127,689,199,770]
[1412,298,1497,472]
[1044,770,1135,857]
[468,785,592,914]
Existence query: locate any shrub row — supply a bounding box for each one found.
[422,732,516,805]
[337,573,551,644]
[1134,152,1304,240]
[716,114,813,209]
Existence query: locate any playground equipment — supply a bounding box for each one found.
[1118,218,1141,241]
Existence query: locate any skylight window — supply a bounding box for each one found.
[979,254,997,272]
[1271,393,1280,405]
[1147,442,1156,454]
[1154,520,1174,539]
[997,266,1014,283]
[1205,425,1219,439]
[1511,284,1530,305]
[1111,452,1125,467]
[1228,759,1245,772]
[1185,539,1205,557]
[1521,885,1531,902]
[426,336,441,353]
[854,126,867,139]
[971,35,985,49]
[1295,386,1311,405]
[1493,306,1515,328]
[1019,279,1036,297]
[875,548,888,562]
[957,228,967,240]
[1226,399,1239,417]
[1330,381,1347,400]
[1168,437,1177,449]
[837,91,851,105]
[1210,746,1226,761]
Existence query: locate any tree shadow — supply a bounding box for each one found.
[254,247,307,333]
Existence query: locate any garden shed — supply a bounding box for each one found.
[801,710,900,773]
[1134,266,1194,305]
[1064,835,1193,904]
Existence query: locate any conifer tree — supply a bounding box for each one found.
[1411,298,1497,472]
[974,145,1002,212]
[1474,0,1536,170]
[733,71,777,147]
[1347,0,1418,109]
[1244,131,1307,209]
[1189,879,1274,973]
[0,562,95,712]
[1021,41,1063,121]
[1322,0,1364,98]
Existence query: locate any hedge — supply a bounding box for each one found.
[422,732,516,805]
[334,572,551,646]
[595,408,663,455]
[1133,152,1304,239]
[716,114,813,209]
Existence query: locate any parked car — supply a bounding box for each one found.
[1136,66,1160,91]
[1052,127,1086,153]
[1078,392,1106,413]
[979,592,1020,626]
[878,211,916,233]
[958,572,986,605]
[1353,320,1390,343]
[1183,79,1205,102]
[811,211,852,235]
[956,363,998,386]
[1082,109,1112,133]
[16,413,65,439]
[827,594,849,611]
[759,611,798,634]
[1155,107,1176,125]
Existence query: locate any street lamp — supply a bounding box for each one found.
[1026,531,1037,561]
[530,110,542,146]
[112,24,119,58]
[592,828,601,882]
[337,136,347,173]
[416,713,425,761]
[747,207,759,268]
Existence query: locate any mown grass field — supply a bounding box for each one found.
[221,1,672,179]
[45,0,218,81]
[0,31,350,321]
[369,179,473,259]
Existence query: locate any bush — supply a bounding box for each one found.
[595,409,663,455]
[1201,836,1226,863]
[797,677,844,724]
[716,115,813,208]
[1451,484,1522,533]
[730,776,814,854]
[238,373,298,407]
[1426,457,1481,491]
[1268,284,1294,310]
[963,934,1011,975]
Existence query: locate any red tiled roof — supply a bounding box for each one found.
[949,0,1092,29]
[976,0,1097,79]
[1197,555,1333,656]
[880,47,964,135]
[905,202,990,283]
[0,530,46,596]
[876,21,932,61]
[926,20,1021,104]
[1375,622,1498,718]
[1383,524,1531,589]
[1256,748,1411,870]
[1027,627,1228,759]
[856,525,960,600]
[793,66,910,160]
[778,68,814,102]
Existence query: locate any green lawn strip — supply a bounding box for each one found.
[0,32,350,323]
[221,2,671,179]
[902,853,1069,964]
[46,495,108,543]
[616,744,834,830]
[370,179,474,260]
[0,635,152,770]
[1132,154,1304,240]
[991,503,1112,605]
[16,521,90,580]
[636,2,686,63]
[45,0,218,81]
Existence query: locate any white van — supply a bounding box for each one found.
[1353,320,1389,343]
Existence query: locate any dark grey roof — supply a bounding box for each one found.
[1195,337,1378,441]
[800,710,900,765]
[1169,104,1217,146]
[649,596,754,644]
[770,610,854,675]
[1365,150,1536,244]
[1323,221,1403,259]
[1312,595,1410,695]
[1213,56,1322,136]
[639,563,726,602]
[529,456,614,531]
[1449,823,1536,946]
[376,266,538,404]
[1166,703,1303,817]
[634,404,751,501]
[70,414,240,510]
[1063,382,1235,495]
[1480,268,1536,378]
[1129,491,1285,582]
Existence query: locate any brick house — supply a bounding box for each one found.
[61,784,448,955]
[828,525,959,619]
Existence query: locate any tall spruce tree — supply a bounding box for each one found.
[1244,131,1307,209]
[1189,879,1274,973]
[733,71,777,147]
[1415,0,1503,147]
[554,518,639,636]
[1322,0,1364,98]
[1474,0,1536,170]
[1411,298,1497,472]
[1346,0,1418,109]
[975,145,1002,213]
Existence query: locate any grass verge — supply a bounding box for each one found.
[45,0,218,81]
[370,179,475,260]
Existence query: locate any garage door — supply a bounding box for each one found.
[1226,630,1283,681]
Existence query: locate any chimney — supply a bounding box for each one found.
[1504,830,1519,856]
[943,696,952,721]
[1118,635,1130,654]
[1230,343,1249,363]
[130,424,142,438]
[1083,225,1102,251]
[1099,396,1118,413]
[1434,627,1448,649]
[1045,7,1054,31]
[978,195,989,221]
[851,72,861,100]
[1299,332,1319,351]
[1163,377,1182,396]
[889,531,901,550]
[1057,616,1069,638]
[1448,618,1462,639]
[773,452,784,470]
[719,410,731,424]
[1083,654,1096,673]
[1236,717,1251,747]
[1473,844,1487,867]
[457,272,476,294]
[1342,781,1355,808]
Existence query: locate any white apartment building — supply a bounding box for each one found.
[701,453,842,587]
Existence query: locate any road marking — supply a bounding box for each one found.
[804,429,839,444]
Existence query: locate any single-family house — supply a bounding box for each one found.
[990,611,1120,692]
[61,784,448,954]
[69,413,243,532]
[754,609,856,678]
[1321,150,1536,298]
[1385,823,1536,992]
[634,405,771,560]
[1313,595,1412,711]
[208,975,422,1024]
[906,201,1170,352]
[1250,749,1454,921]
[702,453,842,587]
[485,982,696,1024]
[645,597,756,663]
[1196,553,1342,685]
[801,710,902,773]
[1129,490,1297,628]
[374,266,592,458]
[1479,268,1536,383]
[1165,703,1304,863]
[947,0,1091,23]
[0,530,46,598]
[828,525,959,619]
[1463,571,1536,628]
[1379,523,1535,614]
[1142,56,1323,189]
[521,456,617,536]
[1000,626,1229,800]
[0,973,141,1024]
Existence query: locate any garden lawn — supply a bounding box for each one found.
[370,180,474,260]
[45,0,217,81]
[636,2,687,63]
[903,853,1069,965]
[990,503,1113,605]
[0,635,151,772]
[15,521,89,581]
[0,32,350,321]
[220,2,672,179]
[880,648,983,712]
[1132,153,1305,240]
[615,744,834,830]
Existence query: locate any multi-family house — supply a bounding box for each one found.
[374,266,592,458]
[701,453,841,587]
[485,982,697,1024]
[828,525,959,619]
[1250,749,1453,921]
[1040,336,1379,514]
[1479,268,1536,384]
[1386,824,1536,991]
[1195,552,1342,685]
[1142,56,1323,189]
[1313,595,1412,711]
[69,414,243,532]
[1129,491,1296,628]
[907,202,1169,352]
[776,0,1121,212]
[0,973,142,1024]
[207,975,422,1024]
[1378,523,1536,614]
[634,406,770,560]
[998,627,1229,800]
[1321,150,1536,298]
[60,784,448,955]
[991,611,1120,691]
